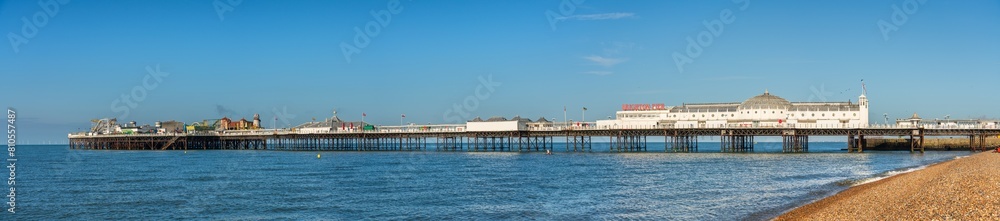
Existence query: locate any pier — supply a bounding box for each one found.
[68,125,1000,153]
[69,89,1000,153]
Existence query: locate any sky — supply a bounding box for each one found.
[1,0,999,143]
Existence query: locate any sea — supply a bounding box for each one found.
[7,143,969,220]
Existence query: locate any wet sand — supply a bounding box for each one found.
[775,152,1000,220]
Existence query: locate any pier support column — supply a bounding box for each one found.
[969,134,988,152]
[847,135,855,152]
[610,131,644,153]
[848,132,865,153]
[668,132,697,153]
[516,136,552,152]
[910,129,924,153]
[781,130,807,153]
[571,136,591,152]
[721,135,753,153]
[782,134,808,153]
[720,130,752,153]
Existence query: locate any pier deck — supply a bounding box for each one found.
[68,126,1000,153]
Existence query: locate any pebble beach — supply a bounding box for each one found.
[776,151,1000,220]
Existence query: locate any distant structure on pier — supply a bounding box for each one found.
[467,116,534,132]
[597,89,870,128]
[293,115,367,133]
[218,113,261,130]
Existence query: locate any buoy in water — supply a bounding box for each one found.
[317,153,321,159]
[546,149,552,155]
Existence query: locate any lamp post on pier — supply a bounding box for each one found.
[945,115,951,128]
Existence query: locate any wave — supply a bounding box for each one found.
[836,154,972,187]
[840,166,926,186]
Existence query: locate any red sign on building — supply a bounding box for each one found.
[621,103,667,111]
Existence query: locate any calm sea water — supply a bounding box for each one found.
[9,143,968,220]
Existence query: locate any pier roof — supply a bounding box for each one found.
[739,91,792,109]
[511,116,532,122]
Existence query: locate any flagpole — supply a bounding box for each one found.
[563,106,567,129]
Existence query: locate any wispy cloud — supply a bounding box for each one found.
[559,12,636,21]
[701,76,760,81]
[582,71,613,76]
[627,89,671,95]
[603,41,636,55]
[583,55,627,67]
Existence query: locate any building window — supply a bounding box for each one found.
[854,113,857,116]
[812,114,815,117]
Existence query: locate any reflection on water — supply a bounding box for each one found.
[14,143,967,220]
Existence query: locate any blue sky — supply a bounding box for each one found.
[1,0,999,143]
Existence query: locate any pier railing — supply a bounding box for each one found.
[572,124,999,130]
[67,123,1000,152]
[69,123,999,138]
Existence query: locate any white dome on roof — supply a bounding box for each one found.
[738,90,791,110]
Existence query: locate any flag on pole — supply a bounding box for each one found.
[583,107,587,111]
[402,114,406,118]
[861,79,867,95]
[363,113,367,117]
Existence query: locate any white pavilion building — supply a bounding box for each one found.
[596,90,869,128]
